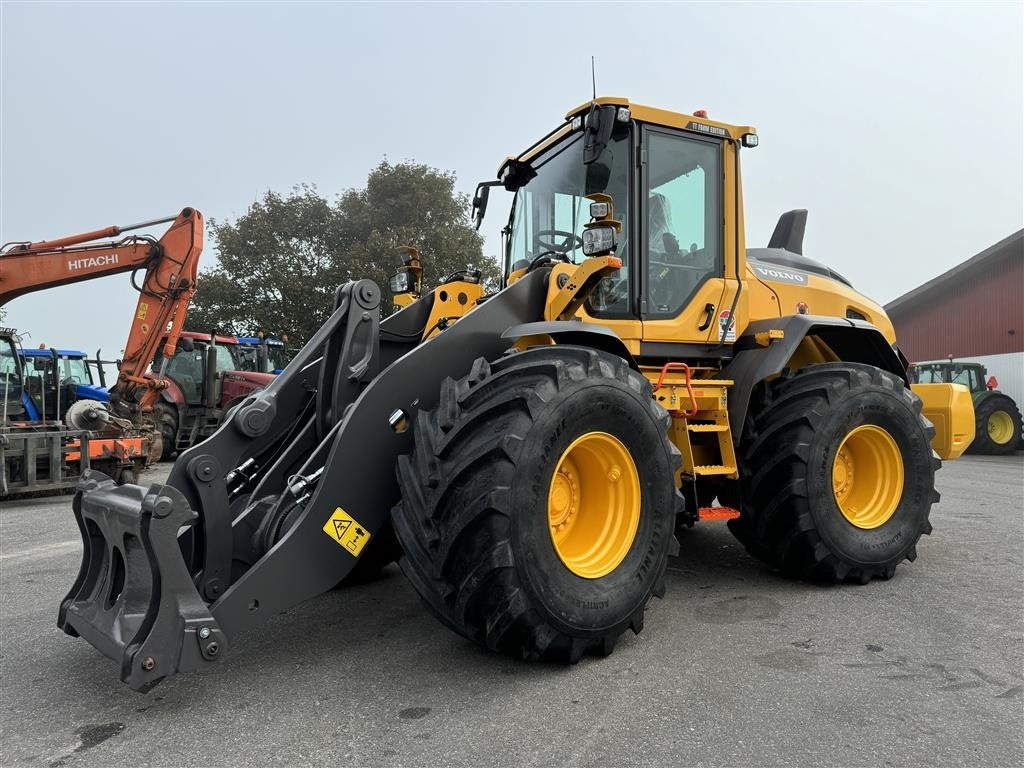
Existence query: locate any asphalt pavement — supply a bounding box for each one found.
[1,455,1021,768]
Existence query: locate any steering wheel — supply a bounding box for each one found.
[535,229,583,255]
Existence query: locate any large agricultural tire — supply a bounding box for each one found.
[392,346,682,663]
[968,394,1022,455]
[727,362,939,583]
[152,400,179,462]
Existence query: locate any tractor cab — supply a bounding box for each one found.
[235,336,290,374]
[909,360,990,393]
[152,332,244,407]
[16,346,107,422]
[0,329,28,422]
[147,331,275,459]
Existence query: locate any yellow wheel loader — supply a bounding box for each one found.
[58,98,975,690]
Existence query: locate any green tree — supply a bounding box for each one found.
[188,162,499,346]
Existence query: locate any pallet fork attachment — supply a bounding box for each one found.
[58,273,549,690]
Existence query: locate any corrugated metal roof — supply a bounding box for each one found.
[885,229,1023,317]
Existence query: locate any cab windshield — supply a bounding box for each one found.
[0,339,20,382]
[60,357,90,384]
[507,126,632,316]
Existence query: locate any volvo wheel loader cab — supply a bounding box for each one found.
[58,98,975,690]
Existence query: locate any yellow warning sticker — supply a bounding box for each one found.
[322,507,371,556]
[137,302,149,321]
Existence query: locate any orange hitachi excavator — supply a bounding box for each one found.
[0,208,203,493]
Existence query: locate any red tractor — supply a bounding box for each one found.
[149,331,274,460]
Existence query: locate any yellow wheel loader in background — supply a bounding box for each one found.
[58,98,975,690]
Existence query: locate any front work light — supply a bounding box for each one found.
[741,132,759,148]
[582,227,617,256]
[589,201,609,219]
[389,271,412,293]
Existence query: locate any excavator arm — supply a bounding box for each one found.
[0,208,204,410]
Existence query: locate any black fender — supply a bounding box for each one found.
[501,321,639,370]
[722,315,909,436]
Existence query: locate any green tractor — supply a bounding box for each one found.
[909,361,1022,454]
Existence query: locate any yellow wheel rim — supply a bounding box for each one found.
[548,431,641,579]
[832,425,904,529]
[988,410,1014,445]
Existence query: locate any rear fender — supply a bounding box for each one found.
[723,315,908,435]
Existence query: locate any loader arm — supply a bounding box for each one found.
[1,208,204,410]
[59,269,551,690]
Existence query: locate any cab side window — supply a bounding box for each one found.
[645,131,722,317]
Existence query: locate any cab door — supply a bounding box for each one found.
[638,126,732,349]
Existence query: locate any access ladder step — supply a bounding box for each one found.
[686,424,729,433]
[693,464,737,476]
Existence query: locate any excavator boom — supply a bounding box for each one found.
[0,208,204,409]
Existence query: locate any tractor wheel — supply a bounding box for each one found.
[968,394,1022,455]
[727,362,939,583]
[152,401,179,462]
[393,346,682,662]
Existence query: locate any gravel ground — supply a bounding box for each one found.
[1,454,1021,768]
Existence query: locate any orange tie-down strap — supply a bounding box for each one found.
[67,437,143,463]
[698,506,741,521]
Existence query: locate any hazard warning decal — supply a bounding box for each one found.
[718,309,736,343]
[322,507,371,556]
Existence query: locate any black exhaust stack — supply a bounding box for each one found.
[768,209,808,255]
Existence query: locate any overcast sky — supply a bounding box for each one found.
[2,1,1021,365]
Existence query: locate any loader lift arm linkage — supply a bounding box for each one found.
[59,271,544,690]
[0,208,204,412]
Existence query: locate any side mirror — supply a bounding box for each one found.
[583,105,617,165]
[471,183,495,231]
[585,161,611,194]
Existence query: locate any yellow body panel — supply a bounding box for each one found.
[392,292,417,309]
[911,383,975,460]
[420,280,485,339]
[746,266,895,343]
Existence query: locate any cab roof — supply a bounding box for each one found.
[237,336,285,346]
[502,96,757,173]
[20,348,86,358]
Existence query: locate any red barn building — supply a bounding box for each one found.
[885,229,1024,407]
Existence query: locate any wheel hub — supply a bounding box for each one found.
[547,432,641,579]
[548,468,579,529]
[832,424,905,529]
[988,410,1014,445]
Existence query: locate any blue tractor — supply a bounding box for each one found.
[17,347,109,421]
